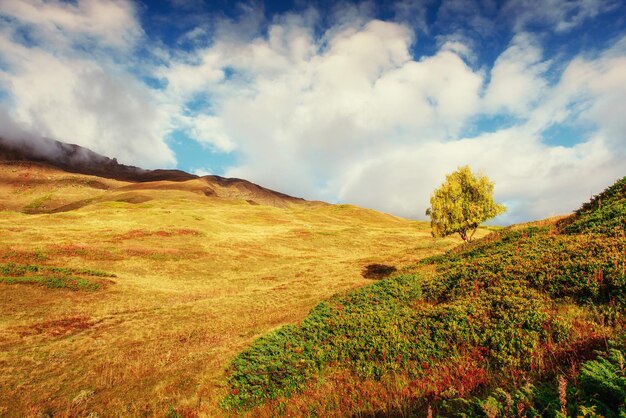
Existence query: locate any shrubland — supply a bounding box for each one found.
[223,176,626,417]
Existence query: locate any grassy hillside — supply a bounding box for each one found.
[559,176,626,236]
[223,177,625,417]
[0,162,479,416]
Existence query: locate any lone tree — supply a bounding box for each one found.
[426,166,506,242]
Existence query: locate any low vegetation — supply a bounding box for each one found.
[1,162,472,416]
[559,176,626,237]
[223,176,625,416]
[2,159,623,416]
[0,262,114,290]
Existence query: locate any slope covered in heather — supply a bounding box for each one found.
[223,177,626,417]
[559,176,626,236]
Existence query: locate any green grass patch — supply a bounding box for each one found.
[22,194,53,213]
[0,263,115,291]
[421,227,625,306]
[0,275,100,291]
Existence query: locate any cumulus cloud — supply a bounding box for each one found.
[157,3,624,222]
[159,17,485,195]
[504,0,617,33]
[483,33,549,115]
[0,0,142,50]
[338,129,622,223]
[0,0,175,168]
[335,33,626,223]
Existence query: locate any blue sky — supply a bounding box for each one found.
[0,0,625,223]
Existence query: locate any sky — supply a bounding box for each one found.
[0,0,624,224]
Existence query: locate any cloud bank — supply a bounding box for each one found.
[0,0,174,168]
[0,0,624,223]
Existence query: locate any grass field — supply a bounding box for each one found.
[0,162,482,416]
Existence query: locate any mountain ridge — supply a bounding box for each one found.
[0,136,315,209]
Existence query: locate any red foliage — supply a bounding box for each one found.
[408,348,488,400]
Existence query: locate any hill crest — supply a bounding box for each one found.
[0,136,314,210]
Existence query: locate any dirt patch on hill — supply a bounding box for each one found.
[17,316,93,338]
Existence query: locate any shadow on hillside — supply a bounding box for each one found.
[361,264,397,280]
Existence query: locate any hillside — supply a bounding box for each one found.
[0,135,196,182]
[0,136,314,210]
[0,134,322,212]
[0,148,484,416]
[0,160,318,212]
[223,177,626,417]
[3,137,621,417]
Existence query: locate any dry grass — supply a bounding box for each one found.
[0,162,488,417]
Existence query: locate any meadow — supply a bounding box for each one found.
[0,161,481,416]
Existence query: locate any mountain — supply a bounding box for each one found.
[0,136,316,210]
[0,136,195,182]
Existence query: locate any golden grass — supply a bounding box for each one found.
[0,162,489,417]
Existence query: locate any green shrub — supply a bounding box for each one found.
[578,349,626,416]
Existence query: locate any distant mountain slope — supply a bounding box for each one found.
[0,136,196,182]
[116,176,312,208]
[0,136,315,210]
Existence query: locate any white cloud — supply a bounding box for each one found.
[0,0,142,50]
[522,35,626,141]
[0,0,175,168]
[1,44,174,167]
[440,40,474,60]
[161,6,624,222]
[161,17,485,200]
[192,167,212,176]
[158,51,225,100]
[504,0,616,33]
[338,129,622,223]
[483,33,549,115]
[583,56,626,147]
[186,115,236,152]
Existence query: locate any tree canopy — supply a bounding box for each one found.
[426,166,506,242]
